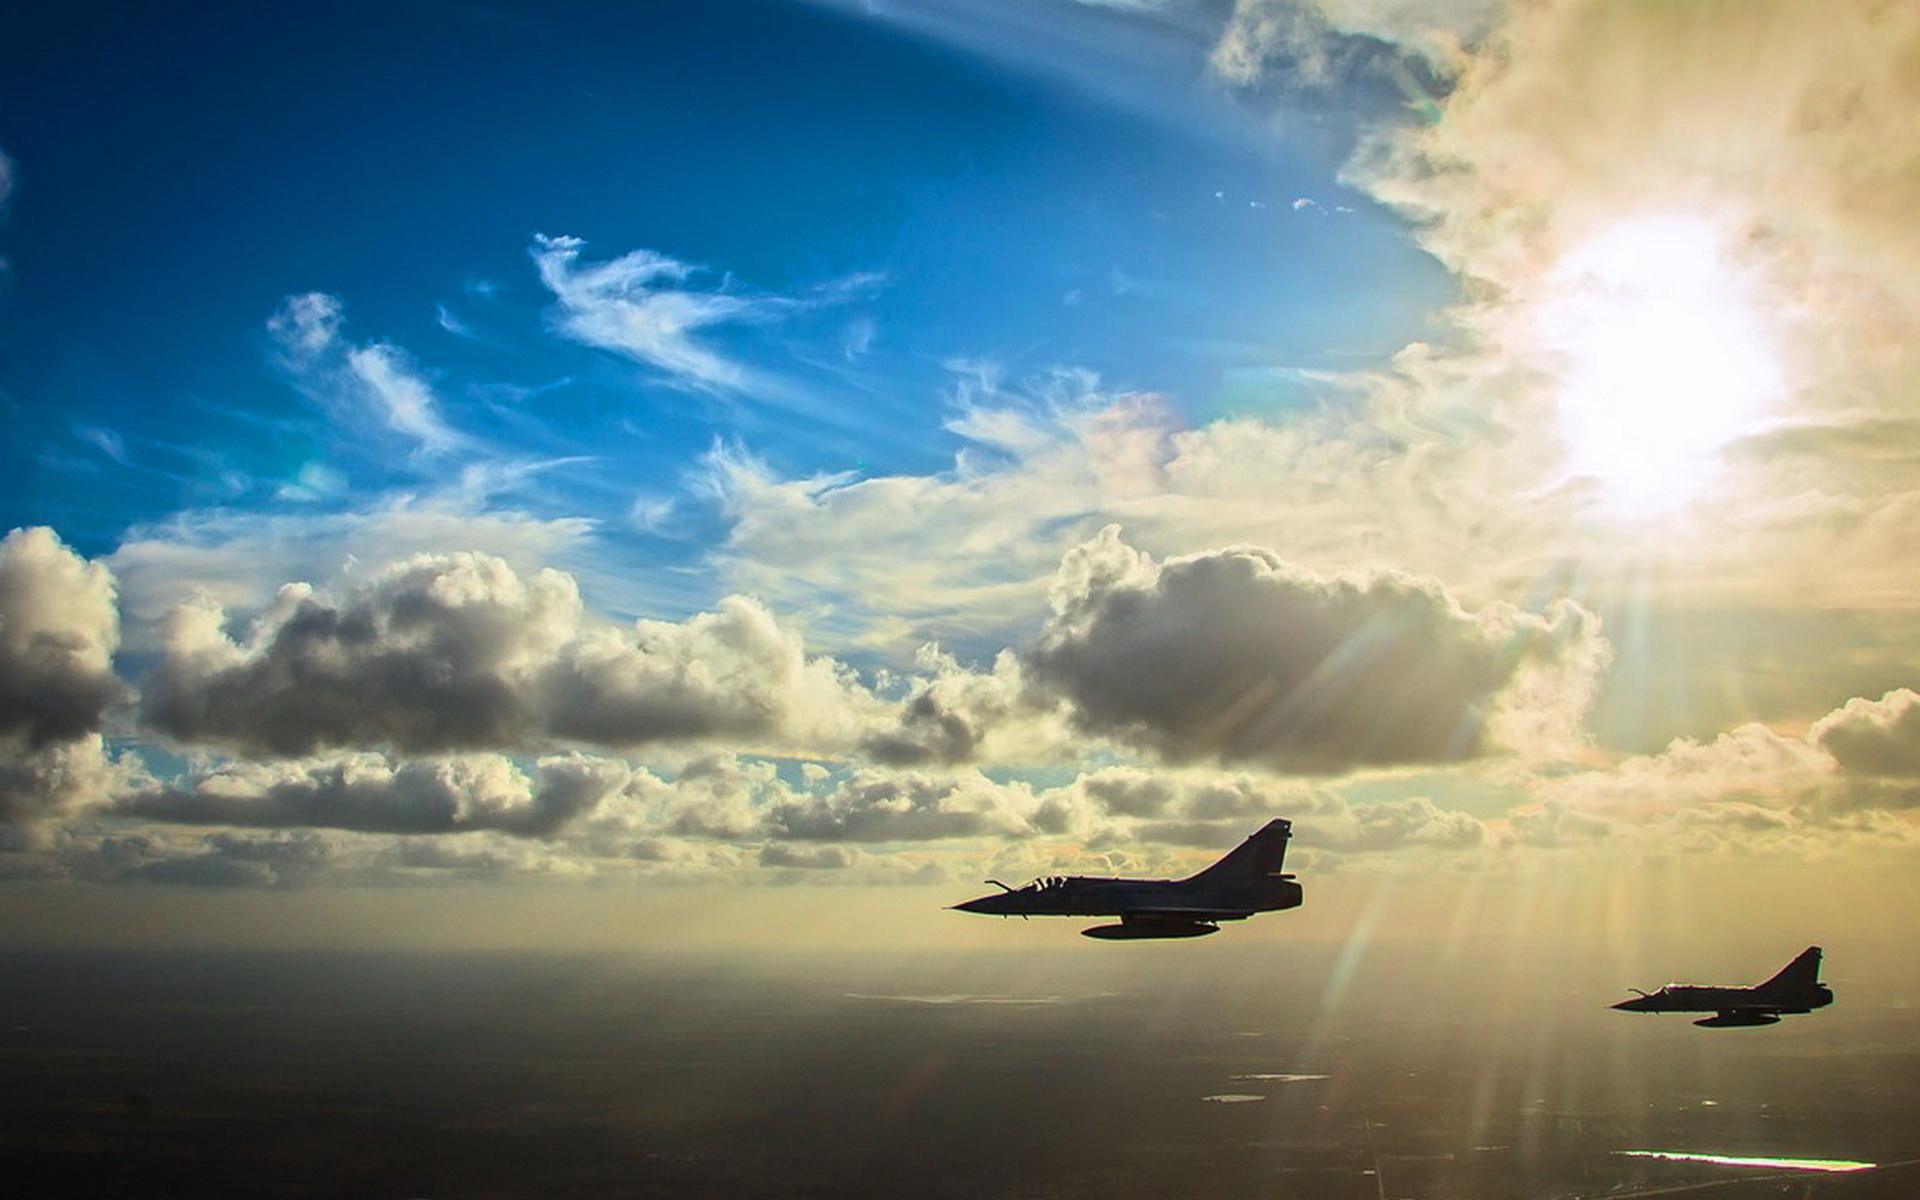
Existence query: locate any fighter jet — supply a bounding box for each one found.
[950,818,1301,939]
[1611,946,1833,1027]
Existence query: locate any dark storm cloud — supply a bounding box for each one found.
[1025,527,1605,773]
[143,551,871,758]
[114,752,625,837]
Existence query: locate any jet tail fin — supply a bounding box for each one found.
[1758,946,1823,994]
[1183,818,1292,886]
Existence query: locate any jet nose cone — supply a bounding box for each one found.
[1612,996,1656,1012]
[950,893,1004,914]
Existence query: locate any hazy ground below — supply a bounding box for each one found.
[4,940,1918,1198]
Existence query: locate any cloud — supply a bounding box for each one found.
[1533,722,1832,818]
[0,528,124,750]
[542,595,873,750]
[141,550,880,758]
[47,825,601,889]
[1809,689,1920,779]
[706,381,1196,658]
[0,528,144,829]
[1313,794,1485,852]
[859,646,1068,766]
[1506,687,1920,857]
[703,378,1611,669]
[268,292,465,457]
[115,751,626,838]
[1025,526,1606,773]
[764,768,1034,842]
[758,842,859,870]
[1325,0,1920,597]
[0,736,146,831]
[108,501,594,653]
[1211,0,1500,84]
[533,234,804,395]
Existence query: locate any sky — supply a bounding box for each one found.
[3,0,1920,953]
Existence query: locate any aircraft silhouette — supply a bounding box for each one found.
[950,818,1301,939]
[1611,946,1833,1027]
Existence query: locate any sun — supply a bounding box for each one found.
[1539,217,1781,513]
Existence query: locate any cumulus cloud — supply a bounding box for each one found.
[1507,686,1920,858]
[1539,722,1833,817]
[704,383,1161,658]
[1312,794,1484,852]
[0,528,124,749]
[0,529,138,827]
[0,736,146,831]
[764,768,1034,842]
[141,550,879,759]
[1810,689,1920,779]
[1025,527,1606,773]
[703,381,1606,669]
[860,646,1069,766]
[44,824,605,889]
[115,752,626,838]
[268,292,465,457]
[758,842,860,870]
[108,502,594,653]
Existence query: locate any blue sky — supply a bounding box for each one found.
[0,0,1444,575]
[5,0,1920,925]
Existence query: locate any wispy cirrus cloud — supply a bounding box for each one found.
[268,292,468,458]
[532,234,877,401]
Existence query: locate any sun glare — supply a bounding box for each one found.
[1541,217,1781,513]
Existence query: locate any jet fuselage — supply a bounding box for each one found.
[1612,947,1833,1027]
[950,818,1301,939]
